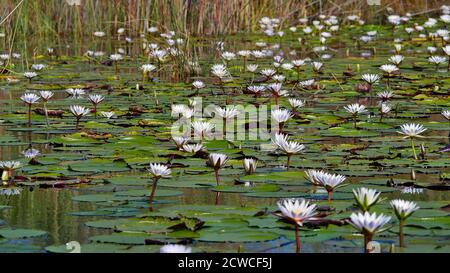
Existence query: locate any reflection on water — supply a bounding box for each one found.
[0,188,107,246]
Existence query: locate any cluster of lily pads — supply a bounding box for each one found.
[0,6,449,253]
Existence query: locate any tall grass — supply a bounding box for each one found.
[0,0,447,40]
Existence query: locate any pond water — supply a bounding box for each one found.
[0,21,449,253]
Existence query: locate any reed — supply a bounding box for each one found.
[1,0,447,41]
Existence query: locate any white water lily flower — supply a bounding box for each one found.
[172,136,189,149]
[148,163,171,178]
[380,64,398,74]
[141,64,156,73]
[160,244,192,253]
[39,91,54,101]
[243,158,257,174]
[272,75,285,82]
[211,64,229,79]
[0,161,21,170]
[298,79,315,88]
[390,199,419,220]
[93,31,106,37]
[292,60,306,67]
[247,85,265,95]
[88,94,104,104]
[272,133,305,155]
[192,121,214,138]
[314,171,347,191]
[268,83,288,97]
[252,50,266,58]
[361,74,380,84]
[397,123,427,138]
[288,98,305,109]
[23,72,37,79]
[276,198,317,225]
[151,50,167,62]
[182,143,204,153]
[237,50,251,57]
[31,64,45,71]
[349,211,391,235]
[281,63,294,70]
[377,90,394,100]
[20,93,40,104]
[206,153,228,169]
[100,111,115,119]
[66,88,85,99]
[171,104,188,116]
[304,169,326,186]
[215,106,239,119]
[271,109,292,123]
[192,80,205,89]
[443,45,450,56]
[344,103,367,115]
[388,55,404,65]
[246,64,258,72]
[110,54,122,61]
[442,110,450,120]
[428,55,446,65]
[260,69,276,77]
[311,61,323,72]
[221,51,236,61]
[353,188,383,212]
[69,105,90,117]
[22,148,40,159]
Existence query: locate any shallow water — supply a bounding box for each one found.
[0,24,449,253]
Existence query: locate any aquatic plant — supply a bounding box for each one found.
[20,93,40,127]
[0,161,21,184]
[348,212,391,253]
[39,91,54,127]
[243,158,257,175]
[352,188,383,212]
[148,163,171,204]
[344,103,367,129]
[88,94,105,119]
[275,198,317,253]
[397,123,427,160]
[390,199,419,247]
[160,244,192,253]
[271,133,305,171]
[206,153,228,186]
[69,105,90,130]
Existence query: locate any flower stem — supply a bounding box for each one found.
[295,224,300,253]
[43,102,49,127]
[327,191,332,204]
[286,154,292,171]
[364,233,373,253]
[411,138,418,160]
[214,169,221,186]
[149,177,158,204]
[399,219,405,247]
[28,104,32,128]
